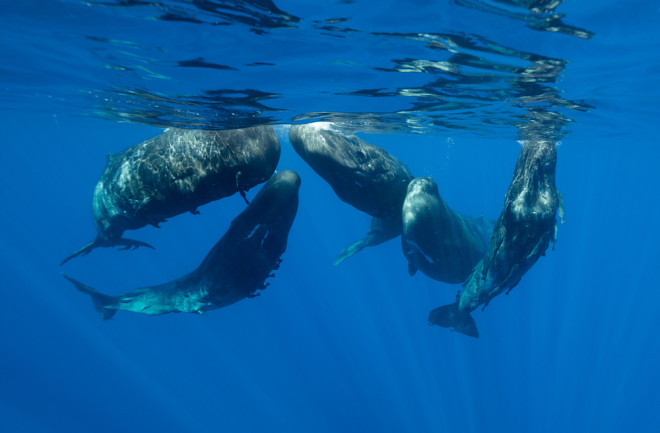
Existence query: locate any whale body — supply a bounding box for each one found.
[62,125,281,264]
[429,141,562,338]
[63,170,301,319]
[402,177,493,284]
[289,123,413,265]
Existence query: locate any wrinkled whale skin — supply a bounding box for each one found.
[63,170,301,319]
[289,123,413,264]
[289,123,412,219]
[429,141,561,338]
[62,126,281,264]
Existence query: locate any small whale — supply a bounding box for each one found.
[288,122,413,265]
[61,126,281,265]
[62,170,301,319]
[401,177,494,284]
[429,140,562,338]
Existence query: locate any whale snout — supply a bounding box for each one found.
[272,169,301,190]
[246,169,301,227]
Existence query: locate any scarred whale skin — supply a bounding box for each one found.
[289,123,413,265]
[62,170,301,319]
[61,125,281,264]
[402,177,493,284]
[289,123,412,219]
[429,140,562,338]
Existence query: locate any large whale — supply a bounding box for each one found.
[402,177,494,284]
[62,170,300,319]
[288,123,413,265]
[428,140,562,337]
[61,126,281,264]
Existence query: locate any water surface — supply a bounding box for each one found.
[1,1,659,432]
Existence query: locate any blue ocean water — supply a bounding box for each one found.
[1,1,659,432]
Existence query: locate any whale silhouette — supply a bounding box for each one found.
[63,170,301,319]
[429,140,563,338]
[62,126,280,264]
[288,122,413,265]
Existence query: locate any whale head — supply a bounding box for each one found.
[232,170,301,260]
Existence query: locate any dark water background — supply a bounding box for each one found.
[1,1,659,432]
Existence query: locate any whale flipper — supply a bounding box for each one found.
[408,261,418,276]
[428,302,479,338]
[61,274,118,320]
[114,237,155,251]
[60,237,155,266]
[60,240,98,265]
[334,217,401,266]
[334,237,370,266]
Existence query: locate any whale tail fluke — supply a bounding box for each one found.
[60,237,155,265]
[61,274,118,320]
[428,302,479,338]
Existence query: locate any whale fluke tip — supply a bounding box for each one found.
[61,273,117,320]
[429,302,479,338]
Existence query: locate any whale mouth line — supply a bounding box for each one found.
[403,239,435,264]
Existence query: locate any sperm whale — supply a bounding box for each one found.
[61,126,281,264]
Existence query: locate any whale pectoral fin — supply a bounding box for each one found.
[60,236,153,264]
[557,189,566,224]
[408,261,418,276]
[61,274,117,320]
[115,237,155,251]
[236,171,250,205]
[334,237,370,266]
[334,218,401,266]
[239,189,249,205]
[61,237,155,263]
[428,302,479,338]
[60,239,103,265]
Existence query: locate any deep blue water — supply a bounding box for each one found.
[1,1,660,432]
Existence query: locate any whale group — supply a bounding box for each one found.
[61,122,562,338]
